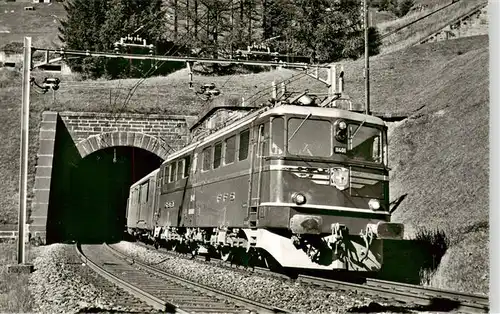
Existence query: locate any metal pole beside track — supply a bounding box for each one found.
[18,37,31,264]
[364,0,370,115]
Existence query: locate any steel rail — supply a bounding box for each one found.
[75,243,174,313]
[364,278,488,309]
[105,243,289,314]
[128,241,489,312]
[297,274,489,313]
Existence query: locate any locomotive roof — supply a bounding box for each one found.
[262,105,386,125]
[130,168,159,189]
[161,105,386,165]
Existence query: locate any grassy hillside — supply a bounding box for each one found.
[0,1,65,48]
[0,35,489,294]
[379,0,487,54]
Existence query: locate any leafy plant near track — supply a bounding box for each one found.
[414,228,450,285]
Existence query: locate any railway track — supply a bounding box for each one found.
[297,275,489,313]
[76,243,290,313]
[128,241,489,313]
[131,241,292,280]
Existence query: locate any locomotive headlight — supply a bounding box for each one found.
[292,192,307,205]
[334,119,347,142]
[368,199,381,210]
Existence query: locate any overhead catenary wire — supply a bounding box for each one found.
[111,10,213,122]
[112,0,367,118]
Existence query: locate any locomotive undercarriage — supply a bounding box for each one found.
[132,218,403,271]
[147,226,267,268]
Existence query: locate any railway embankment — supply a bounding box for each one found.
[28,243,156,313]
[111,241,408,313]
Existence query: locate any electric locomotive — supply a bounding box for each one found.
[126,91,404,272]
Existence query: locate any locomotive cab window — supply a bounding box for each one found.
[271,117,284,155]
[288,118,331,157]
[348,124,383,163]
[238,129,250,161]
[259,123,270,157]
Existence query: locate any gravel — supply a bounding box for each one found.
[113,241,397,313]
[29,243,155,313]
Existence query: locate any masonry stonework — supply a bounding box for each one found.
[30,111,196,243]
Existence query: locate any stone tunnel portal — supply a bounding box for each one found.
[46,146,163,244]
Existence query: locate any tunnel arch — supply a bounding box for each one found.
[75,131,171,160]
[46,144,165,244]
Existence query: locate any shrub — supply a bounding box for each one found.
[414,227,450,283]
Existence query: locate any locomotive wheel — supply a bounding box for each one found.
[220,246,232,262]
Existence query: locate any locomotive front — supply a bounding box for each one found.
[250,105,404,271]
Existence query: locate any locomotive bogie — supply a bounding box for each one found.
[242,228,384,271]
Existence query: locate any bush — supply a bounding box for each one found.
[397,0,415,17]
[414,227,450,283]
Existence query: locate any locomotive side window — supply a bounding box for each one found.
[191,153,197,175]
[184,156,191,177]
[224,135,236,164]
[213,142,222,169]
[288,118,331,157]
[202,147,212,171]
[163,165,169,184]
[348,125,382,163]
[169,162,177,182]
[133,189,139,204]
[239,129,250,161]
[271,117,284,155]
[140,182,149,203]
[176,159,184,180]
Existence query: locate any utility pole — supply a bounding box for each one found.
[363,0,370,115]
[18,36,31,264]
[8,37,34,274]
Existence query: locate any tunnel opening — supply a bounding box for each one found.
[47,146,163,244]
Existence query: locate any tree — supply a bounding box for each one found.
[397,0,414,17]
[269,0,380,63]
[59,0,109,76]
[59,0,173,79]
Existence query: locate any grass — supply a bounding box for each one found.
[380,0,487,54]
[385,38,488,294]
[0,1,66,48]
[376,2,445,35]
[0,241,33,313]
[425,223,489,295]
